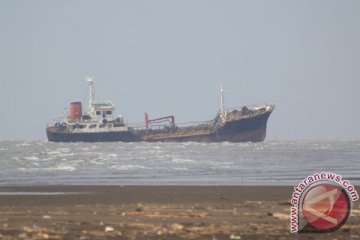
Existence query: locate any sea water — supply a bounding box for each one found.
[0,140,359,186]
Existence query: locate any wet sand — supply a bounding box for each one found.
[0,185,359,239]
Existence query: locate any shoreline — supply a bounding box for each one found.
[0,185,359,239]
[0,185,293,205]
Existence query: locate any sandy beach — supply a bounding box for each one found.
[0,185,359,239]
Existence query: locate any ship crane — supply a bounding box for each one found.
[145,113,175,129]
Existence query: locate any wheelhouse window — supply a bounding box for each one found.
[106,111,112,115]
[96,111,101,115]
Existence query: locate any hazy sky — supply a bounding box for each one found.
[0,0,359,140]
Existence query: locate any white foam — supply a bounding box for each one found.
[47,151,61,155]
[110,164,150,170]
[172,158,197,163]
[57,148,71,152]
[54,165,76,171]
[80,147,92,151]
[89,160,106,165]
[24,156,39,160]
[173,167,188,171]
[18,165,76,172]
[16,143,31,147]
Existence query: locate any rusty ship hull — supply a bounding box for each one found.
[139,111,272,143]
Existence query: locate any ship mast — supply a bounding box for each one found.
[220,84,226,123]
[86,76,94,111]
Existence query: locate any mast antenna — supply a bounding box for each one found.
[220,83,227,123]
[86,76,94,110]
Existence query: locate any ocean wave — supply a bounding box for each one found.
[15,143,32,147]
[47,152,75,158]
[109,164,152,171]
[24,156,40,161]
[18,165,76,172]
[47,151,62,155]
[173,167,189,171]
[56,148,71,152]
[1,140,359,185]
[171,158,197,163]
[107,153,118,158]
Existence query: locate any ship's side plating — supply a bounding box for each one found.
[46,126,139,142]
[140,105,274,143]
[215,110,272,142]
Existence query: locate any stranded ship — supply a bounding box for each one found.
[46,77,274,142]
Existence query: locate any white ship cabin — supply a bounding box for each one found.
[89,102,115,121]
[84,101,126,128]
[60,77,127,132]
[66,101,126,132]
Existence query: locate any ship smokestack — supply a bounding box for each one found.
[68,102,82,121]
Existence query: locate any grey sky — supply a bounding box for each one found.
[0,0,359,140]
